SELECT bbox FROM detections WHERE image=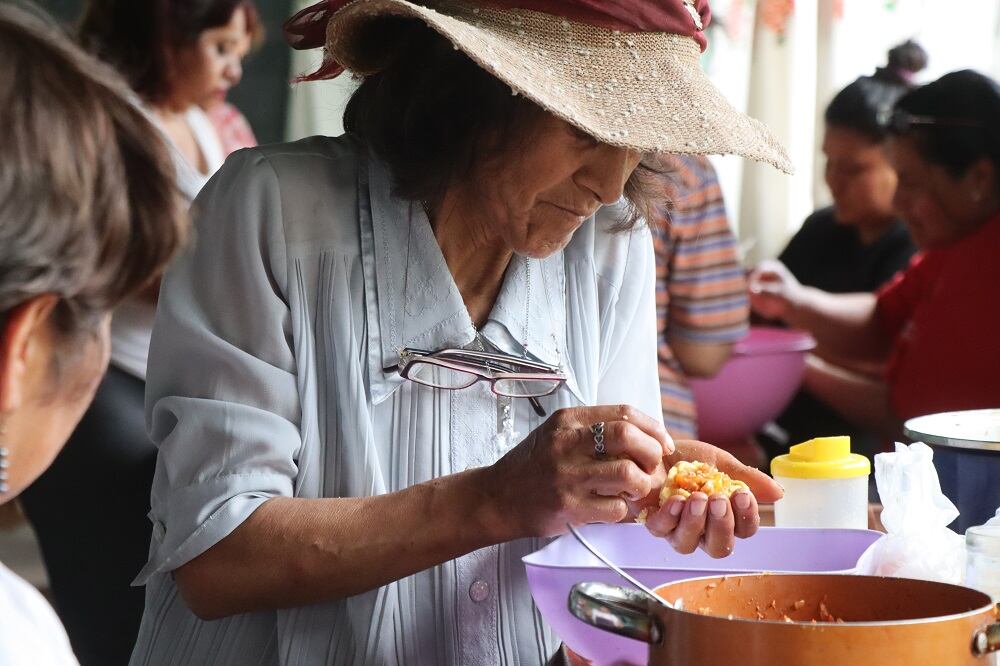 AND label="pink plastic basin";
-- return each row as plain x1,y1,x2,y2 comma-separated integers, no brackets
523,524,881,666
689,326,815,442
